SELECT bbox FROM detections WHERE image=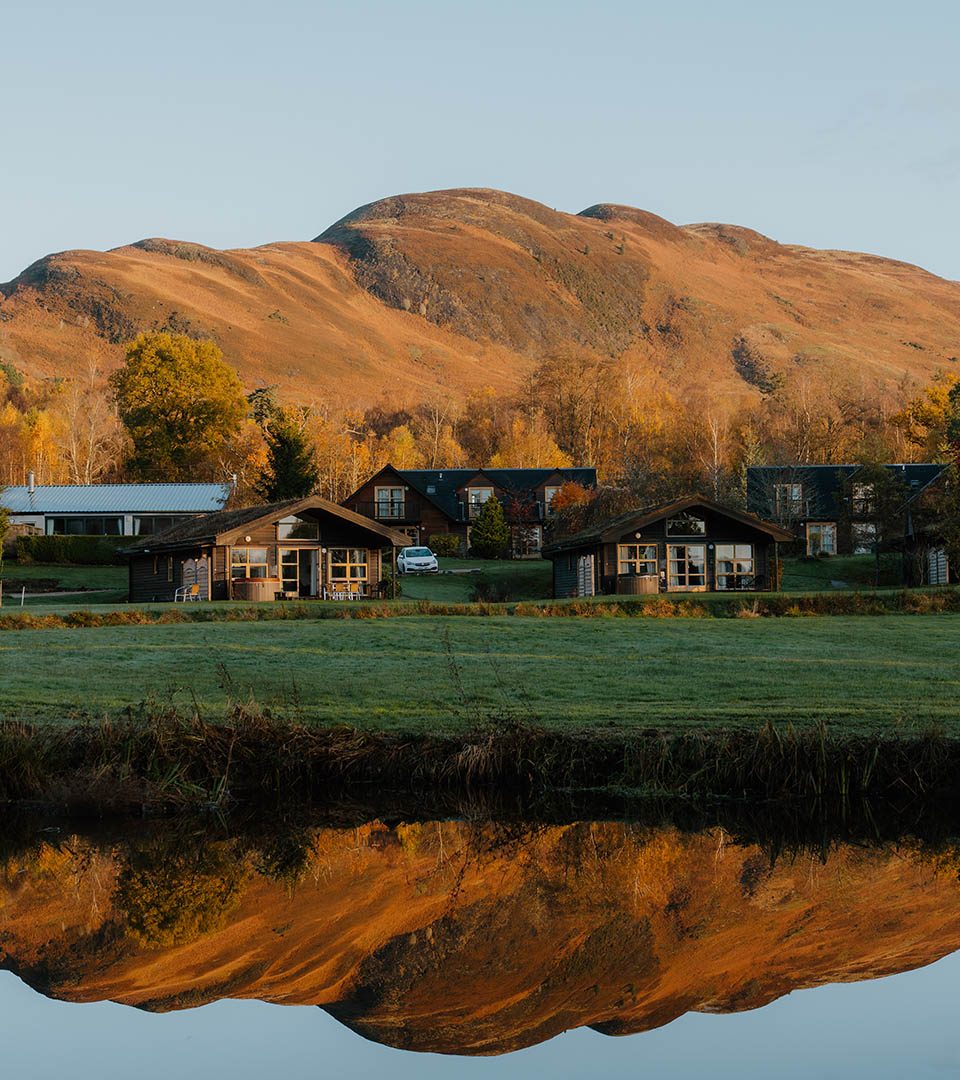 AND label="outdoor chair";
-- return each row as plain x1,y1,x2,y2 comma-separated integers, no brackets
174,583,201,603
